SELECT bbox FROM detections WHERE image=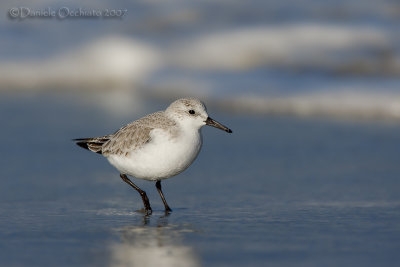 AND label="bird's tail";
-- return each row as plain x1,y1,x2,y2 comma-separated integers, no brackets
73,136,110,154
